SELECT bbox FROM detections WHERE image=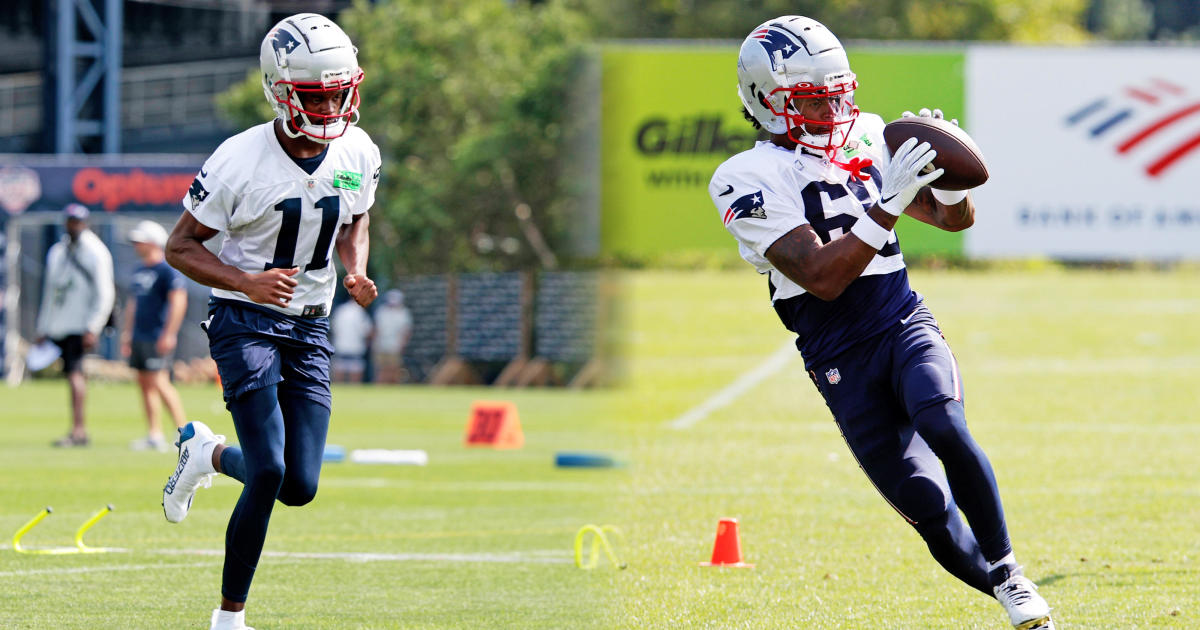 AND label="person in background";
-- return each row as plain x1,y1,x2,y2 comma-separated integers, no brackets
36,202,114,447
370,289,412,384
330,296,373,383
122,220,189,451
